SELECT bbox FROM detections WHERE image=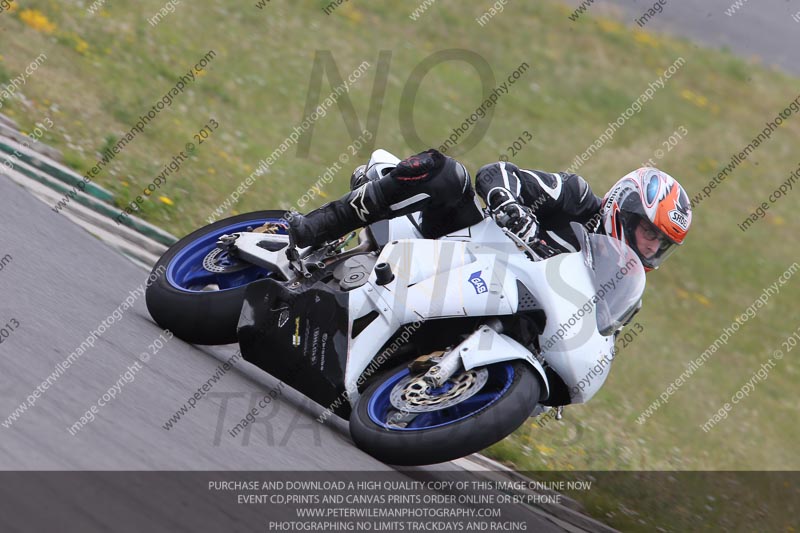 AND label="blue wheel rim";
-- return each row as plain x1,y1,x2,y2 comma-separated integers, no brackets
166,218,284,293
367,362,515,431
